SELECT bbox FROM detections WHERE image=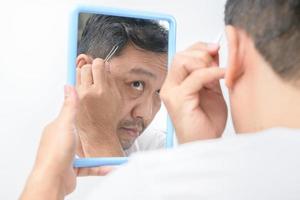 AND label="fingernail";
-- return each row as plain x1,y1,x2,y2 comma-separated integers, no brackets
207,43,220,51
